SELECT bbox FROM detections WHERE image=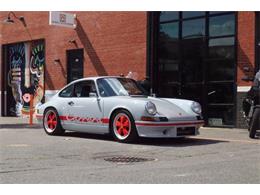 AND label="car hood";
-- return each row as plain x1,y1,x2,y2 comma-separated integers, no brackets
129,96,197,120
